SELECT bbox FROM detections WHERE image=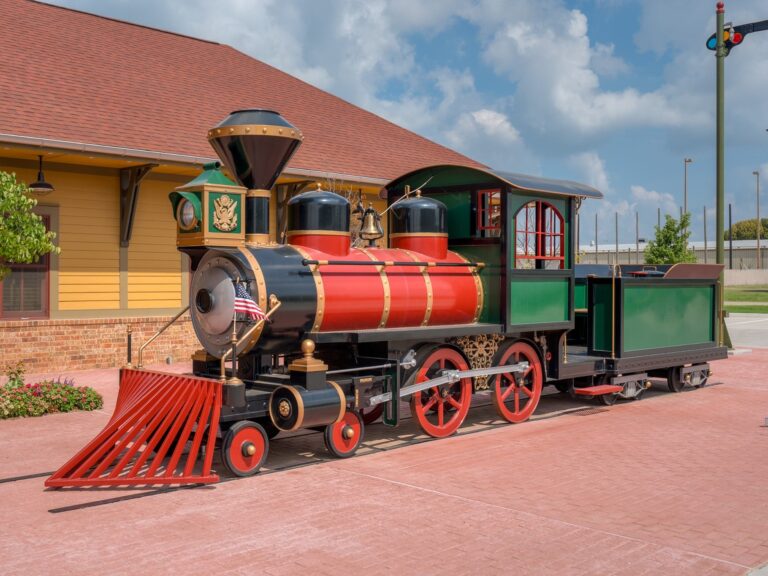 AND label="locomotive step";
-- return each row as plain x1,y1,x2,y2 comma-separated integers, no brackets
572,384,624,396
